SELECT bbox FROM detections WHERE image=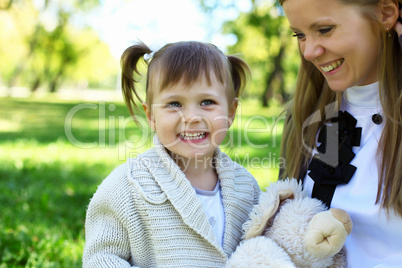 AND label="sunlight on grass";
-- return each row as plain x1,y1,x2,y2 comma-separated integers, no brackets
0,96,284,267
0,119,21,132
0,140,119,267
